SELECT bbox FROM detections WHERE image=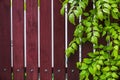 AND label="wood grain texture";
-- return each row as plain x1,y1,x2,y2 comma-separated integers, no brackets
40,0,52,80
0,0,11,80
12,0,24,80
53,0,65,80
26,0,38,80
